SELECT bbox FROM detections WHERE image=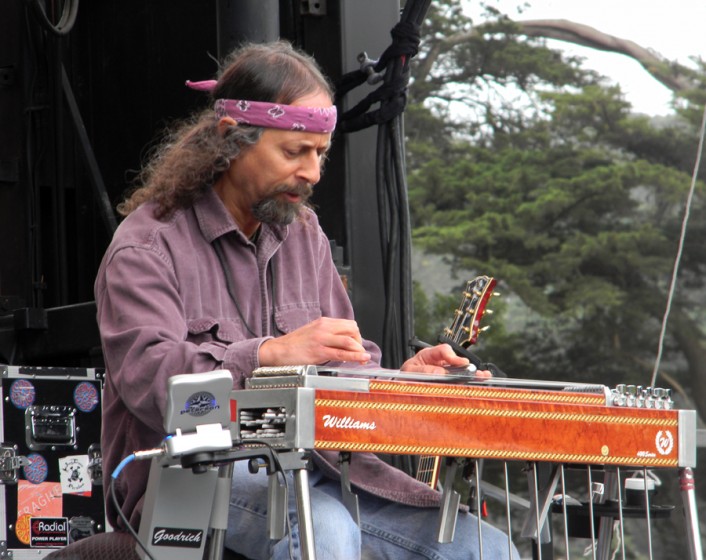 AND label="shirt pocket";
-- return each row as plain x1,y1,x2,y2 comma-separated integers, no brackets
273,302,321,334
186,317,242,344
